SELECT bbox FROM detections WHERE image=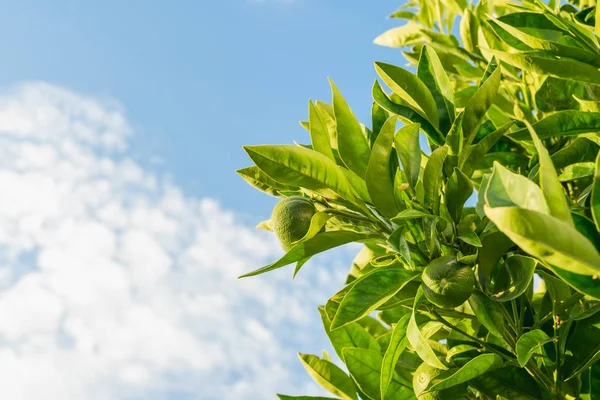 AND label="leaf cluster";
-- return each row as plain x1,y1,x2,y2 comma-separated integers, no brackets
238,0,600,398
